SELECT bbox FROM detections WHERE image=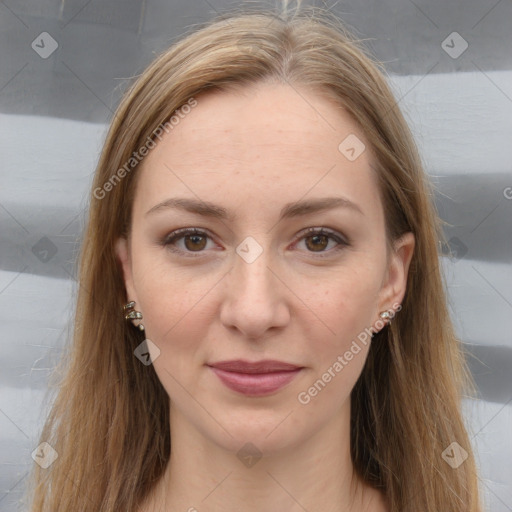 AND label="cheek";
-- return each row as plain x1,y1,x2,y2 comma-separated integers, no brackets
293,272,377,417
137,282,210,349
132,245,207,324
298,264,382,353
131,253,222,370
